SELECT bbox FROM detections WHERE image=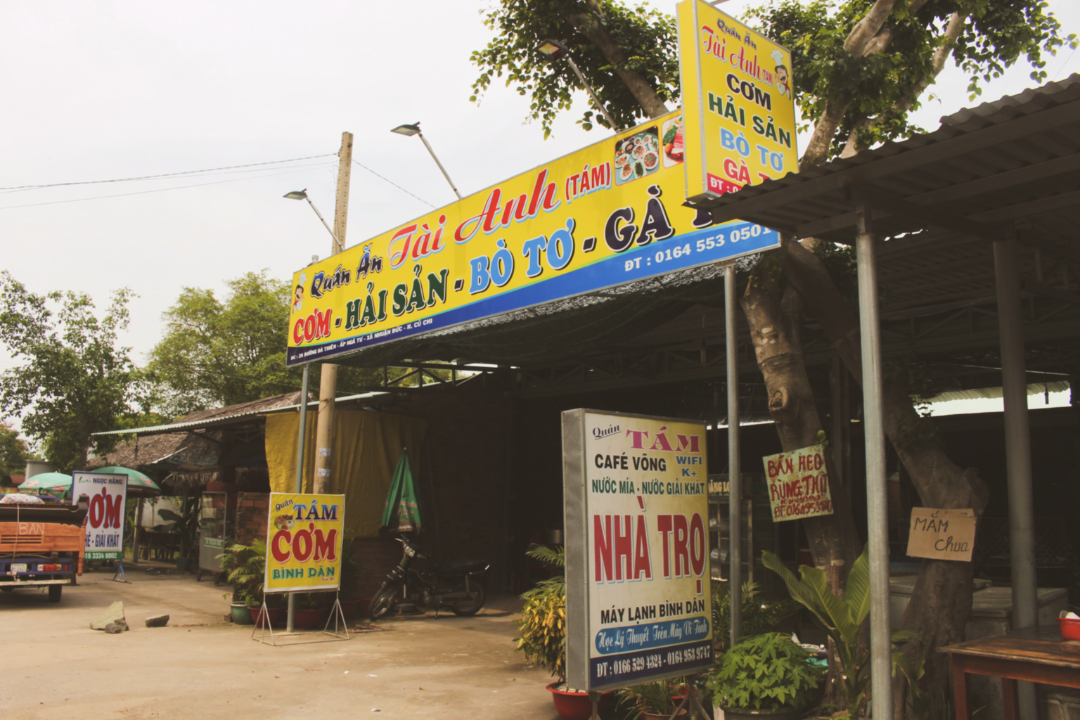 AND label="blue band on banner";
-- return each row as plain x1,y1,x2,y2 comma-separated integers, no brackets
286,221,778,365
590,639,714,688
594,616,711,655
